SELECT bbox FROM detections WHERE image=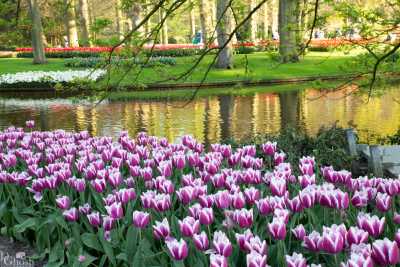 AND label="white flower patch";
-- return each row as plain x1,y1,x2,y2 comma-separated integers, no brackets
0,69,106,85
